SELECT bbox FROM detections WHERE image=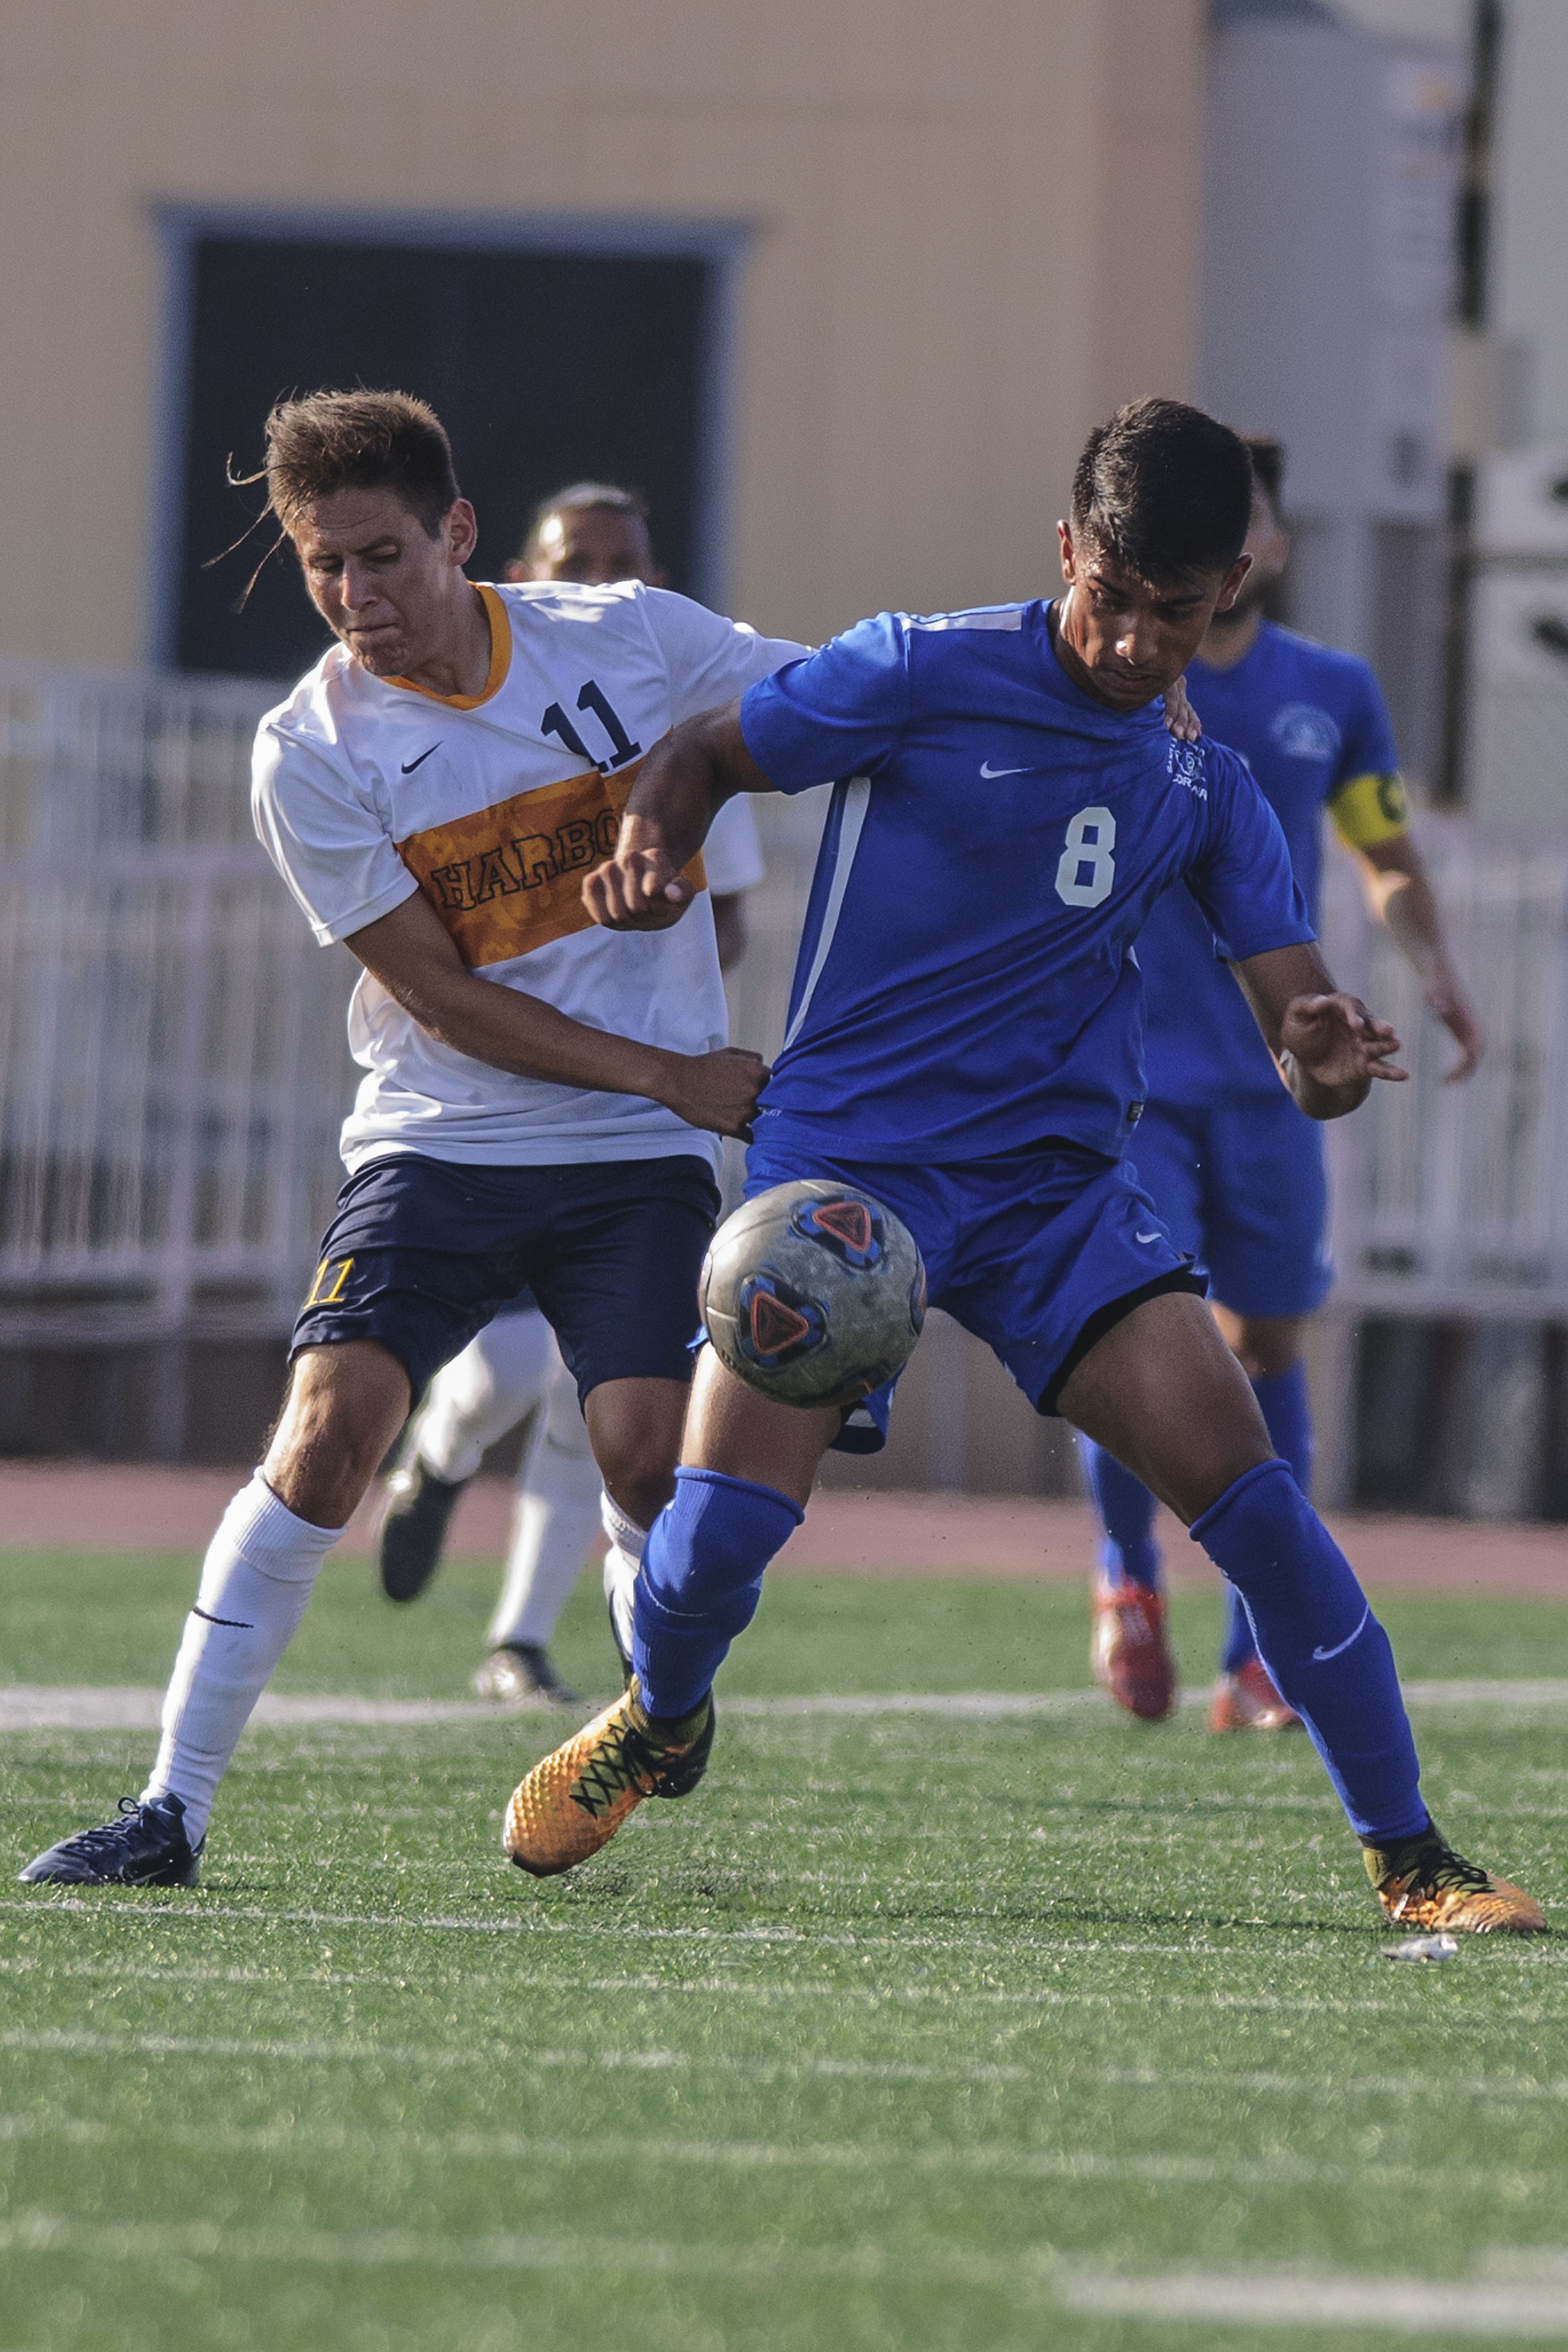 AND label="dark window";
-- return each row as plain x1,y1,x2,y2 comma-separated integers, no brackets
171,237,711,681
